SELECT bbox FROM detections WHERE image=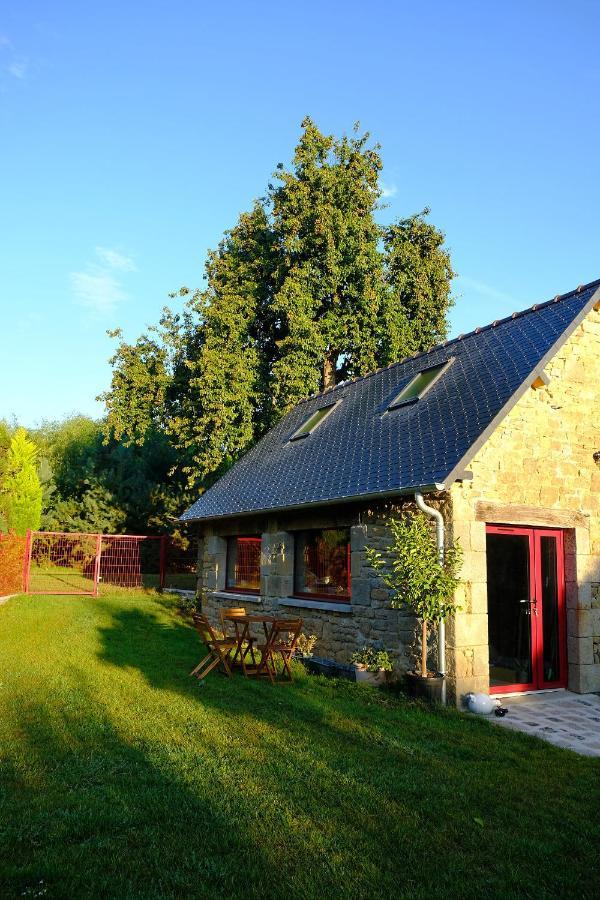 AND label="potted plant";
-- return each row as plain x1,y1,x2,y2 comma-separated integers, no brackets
366,511,462,702
351,646,393,686
295,632,318,661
